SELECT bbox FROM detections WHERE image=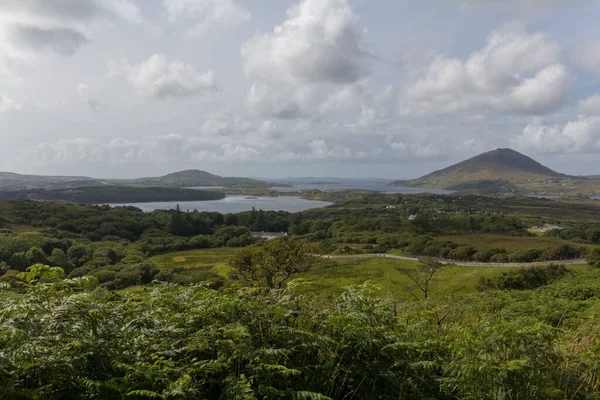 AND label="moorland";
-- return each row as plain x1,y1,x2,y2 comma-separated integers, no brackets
2,190,600,398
